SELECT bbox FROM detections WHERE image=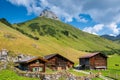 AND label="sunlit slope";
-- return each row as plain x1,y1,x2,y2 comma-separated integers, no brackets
13,17,120,51
0,21,85,63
